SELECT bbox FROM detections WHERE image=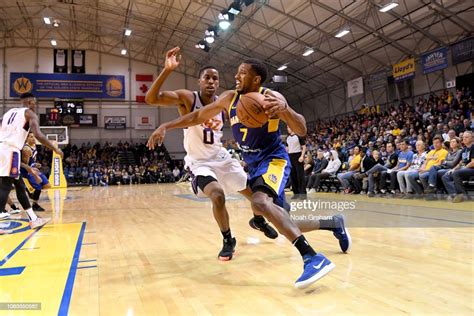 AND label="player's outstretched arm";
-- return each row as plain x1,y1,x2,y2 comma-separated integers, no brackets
147,90,233,149
145,47,193,112
25,109,63,158
263,90,307,136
